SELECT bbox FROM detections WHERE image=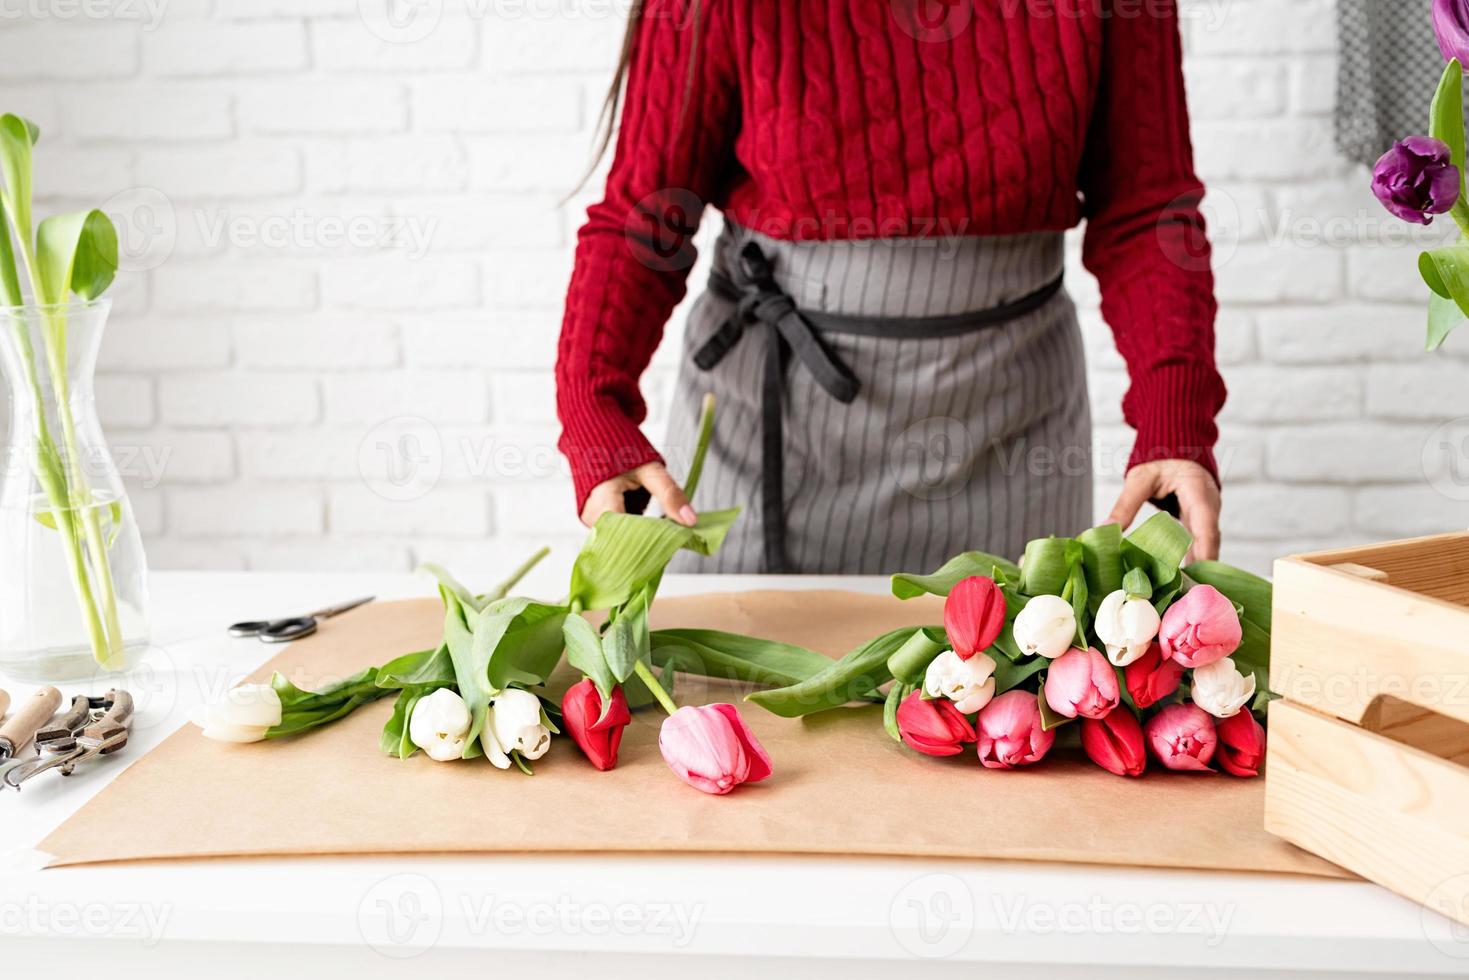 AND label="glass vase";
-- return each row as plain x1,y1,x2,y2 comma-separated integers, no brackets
0,300,150,681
